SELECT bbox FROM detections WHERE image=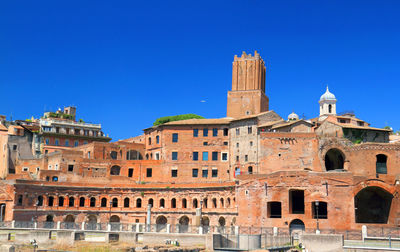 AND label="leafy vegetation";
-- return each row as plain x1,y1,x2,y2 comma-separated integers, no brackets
153,114,204,126
47,112,74,120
